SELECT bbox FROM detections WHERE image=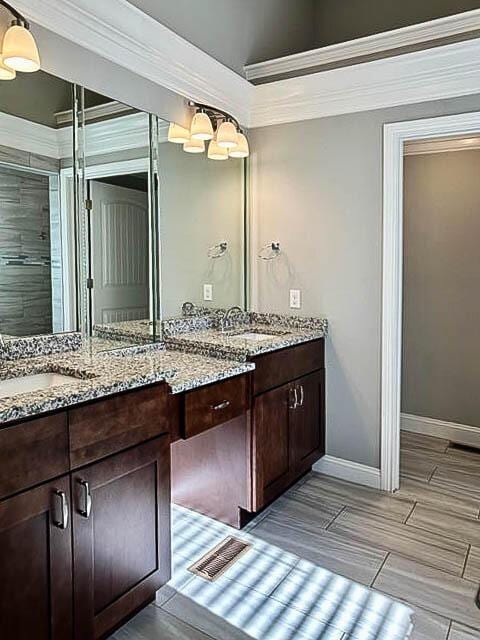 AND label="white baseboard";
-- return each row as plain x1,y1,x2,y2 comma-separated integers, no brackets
401,413,480,448
313,455,381,489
